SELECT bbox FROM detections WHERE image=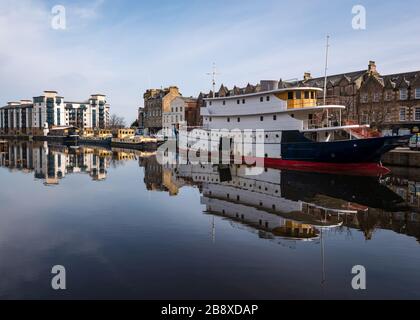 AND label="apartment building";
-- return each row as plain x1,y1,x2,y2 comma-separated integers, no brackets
0,91,110,136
